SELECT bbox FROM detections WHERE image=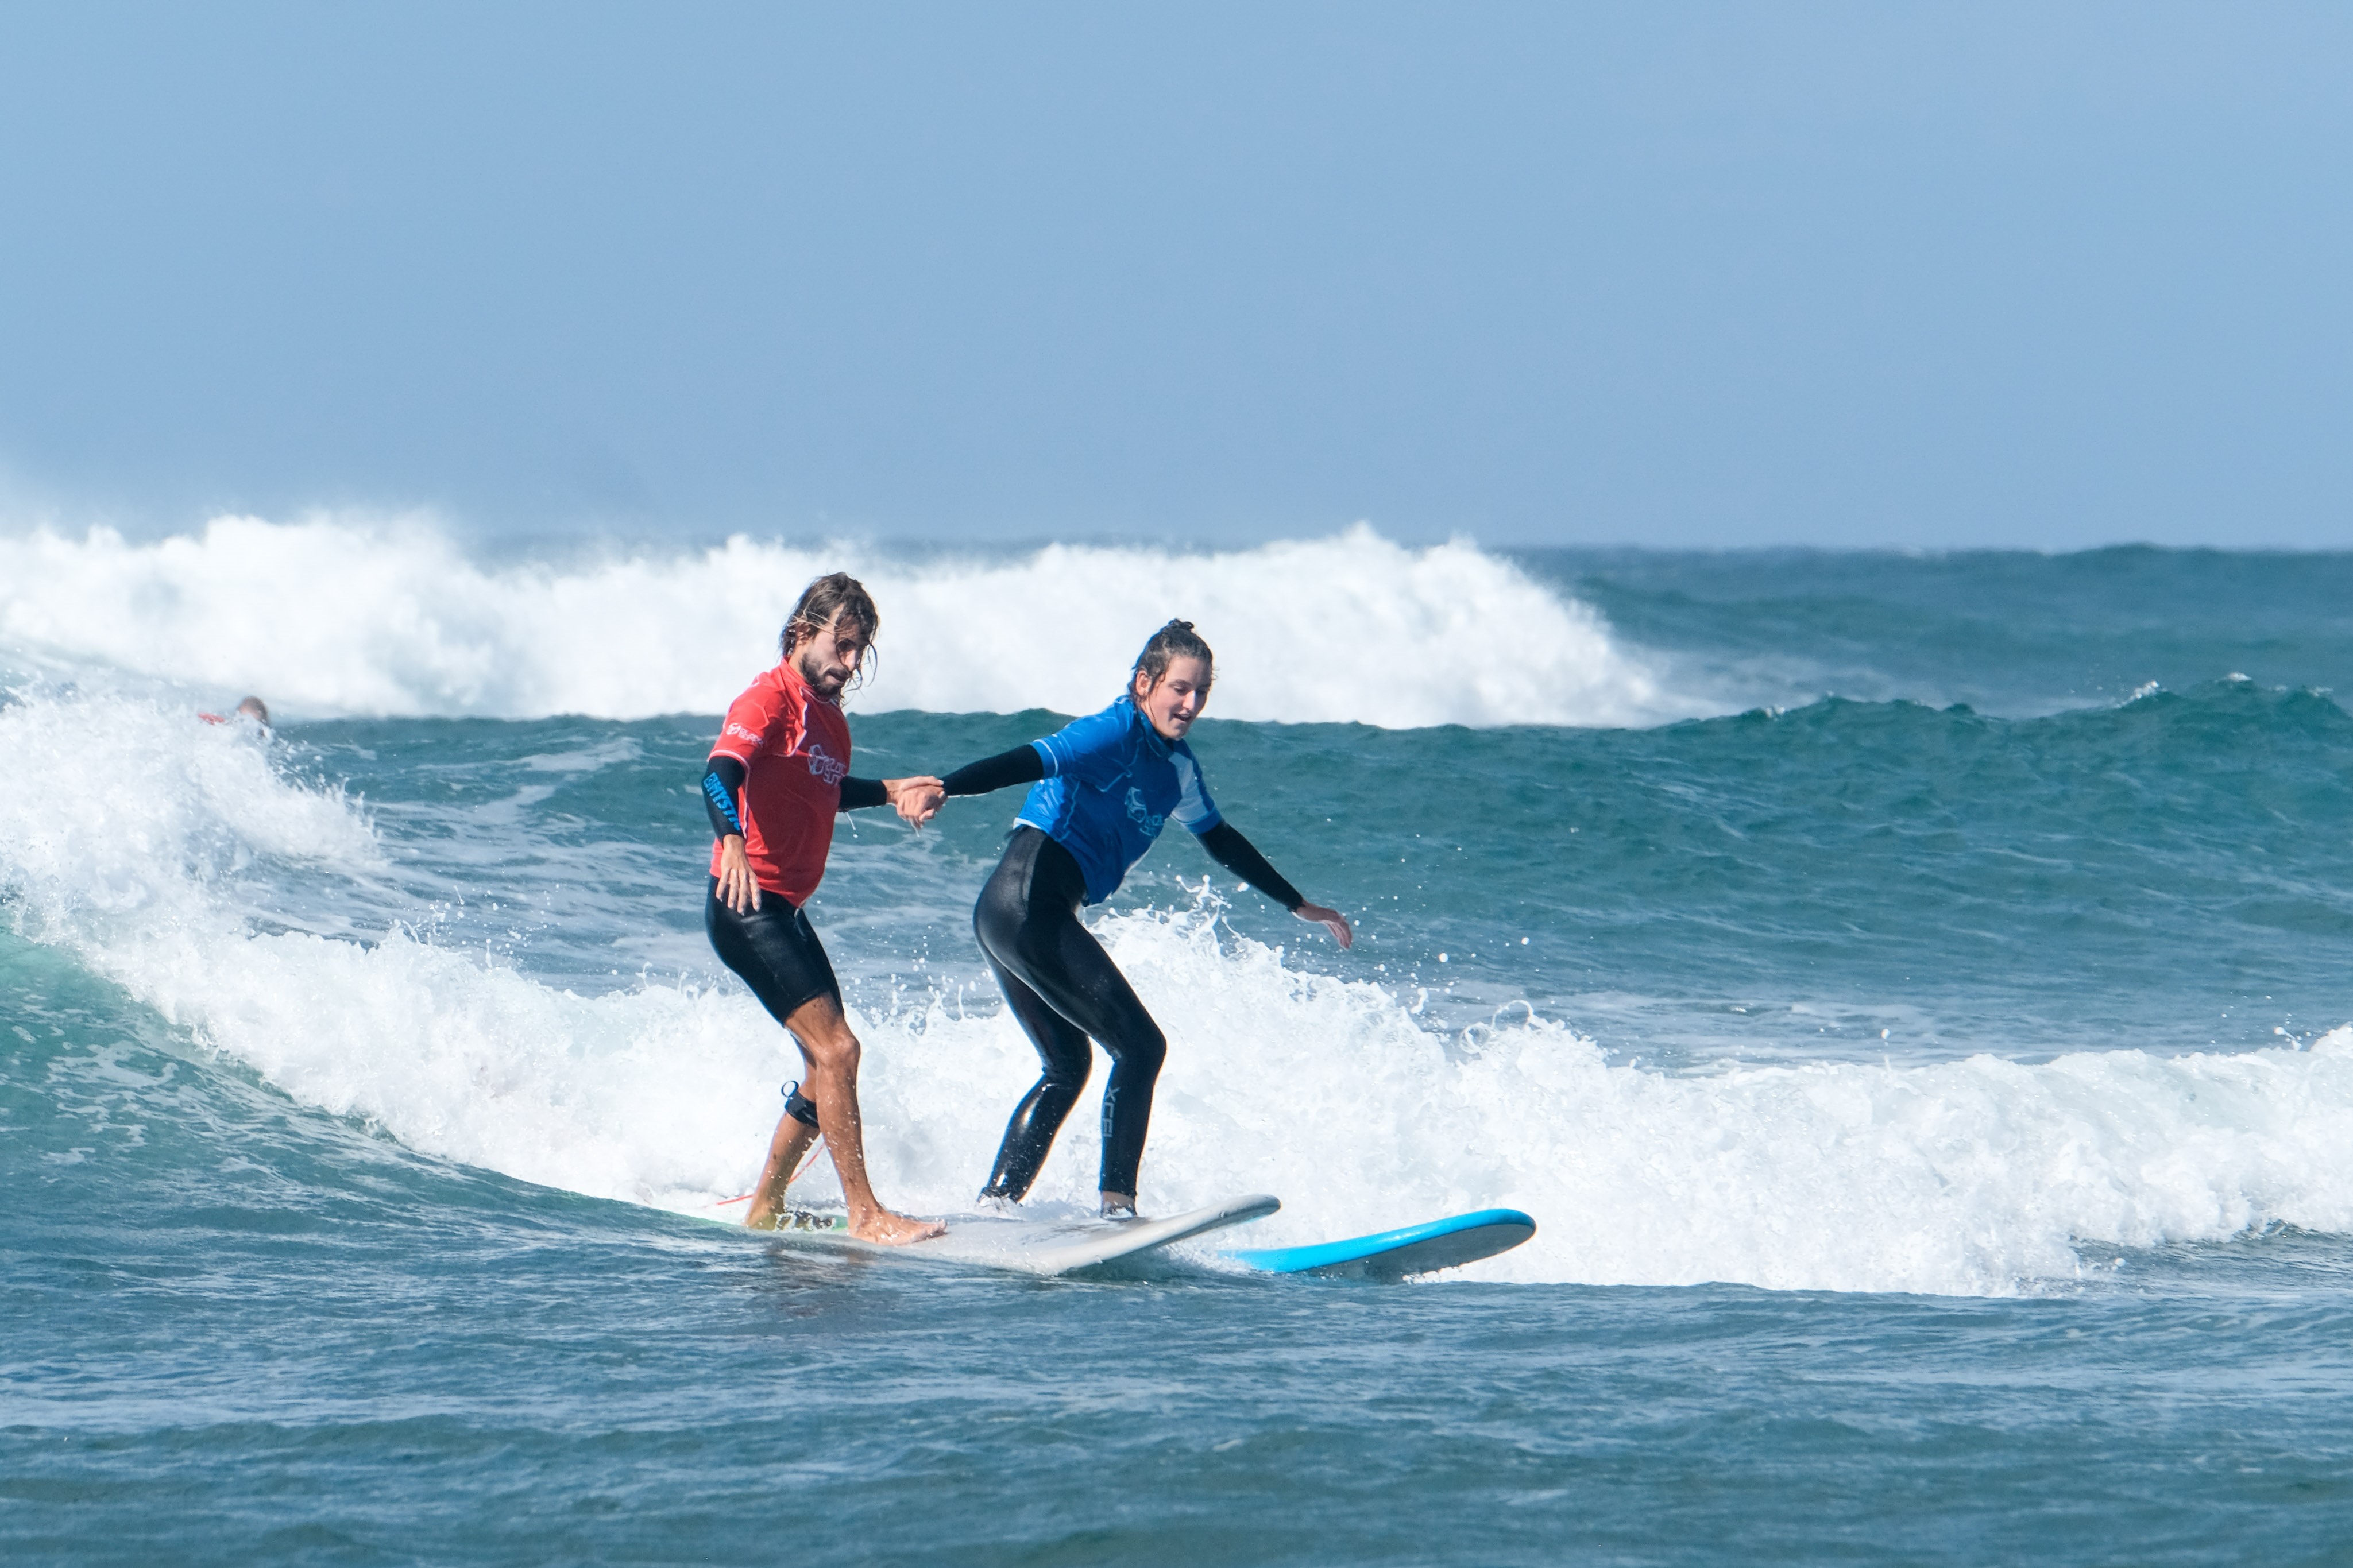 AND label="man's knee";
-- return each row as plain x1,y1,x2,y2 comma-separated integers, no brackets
804,1029,860,1077
787,1000,861,1077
